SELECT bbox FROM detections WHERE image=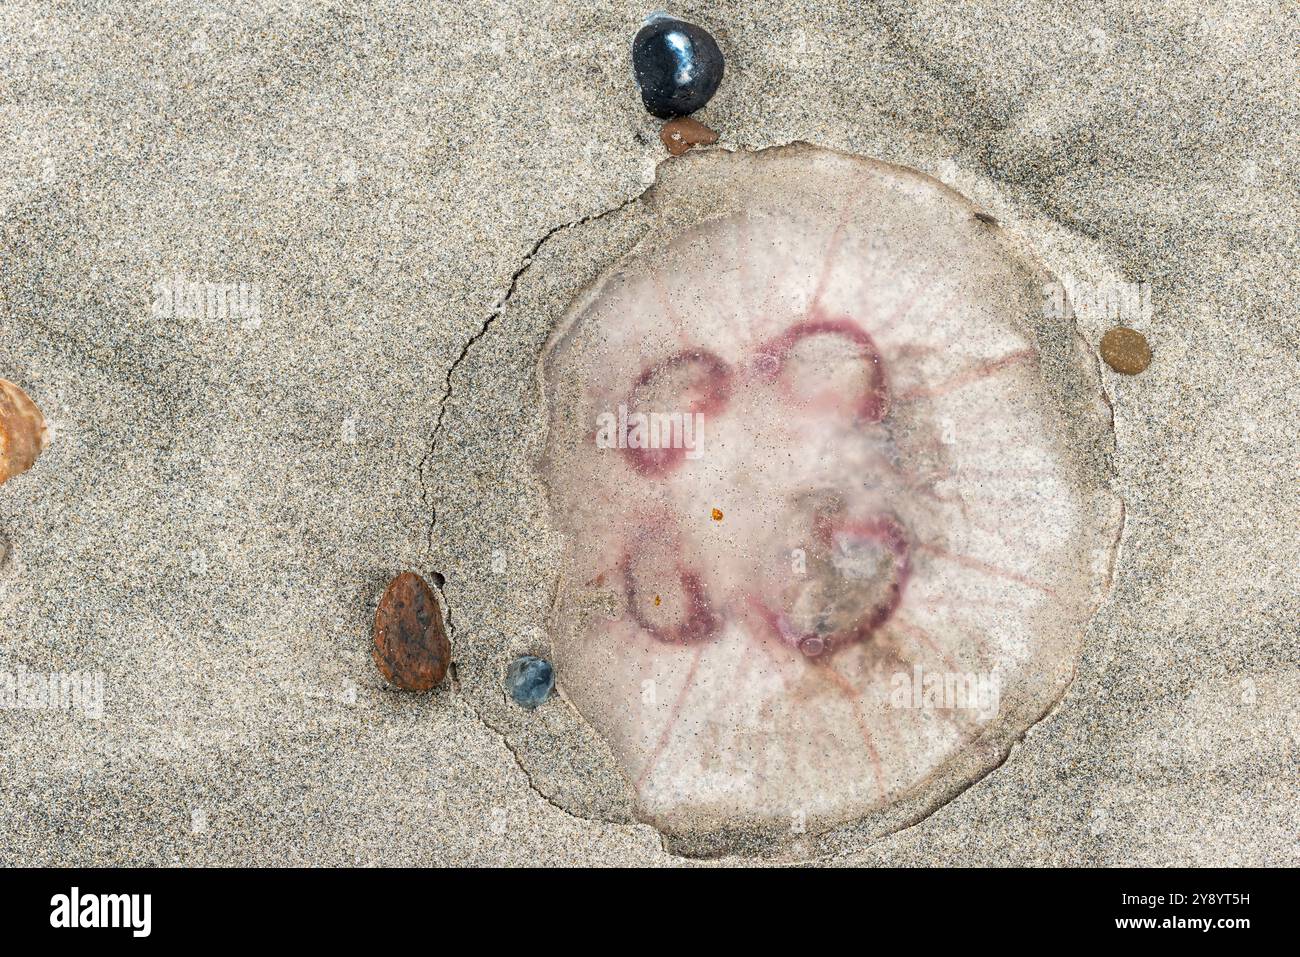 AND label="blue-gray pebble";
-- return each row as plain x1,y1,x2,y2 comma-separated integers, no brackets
506,655,554,709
